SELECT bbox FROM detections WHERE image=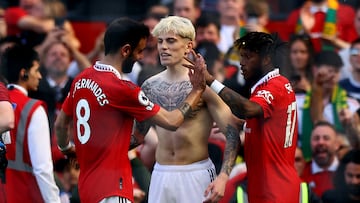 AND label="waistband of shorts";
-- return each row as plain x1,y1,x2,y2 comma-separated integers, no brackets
153,158,214,172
